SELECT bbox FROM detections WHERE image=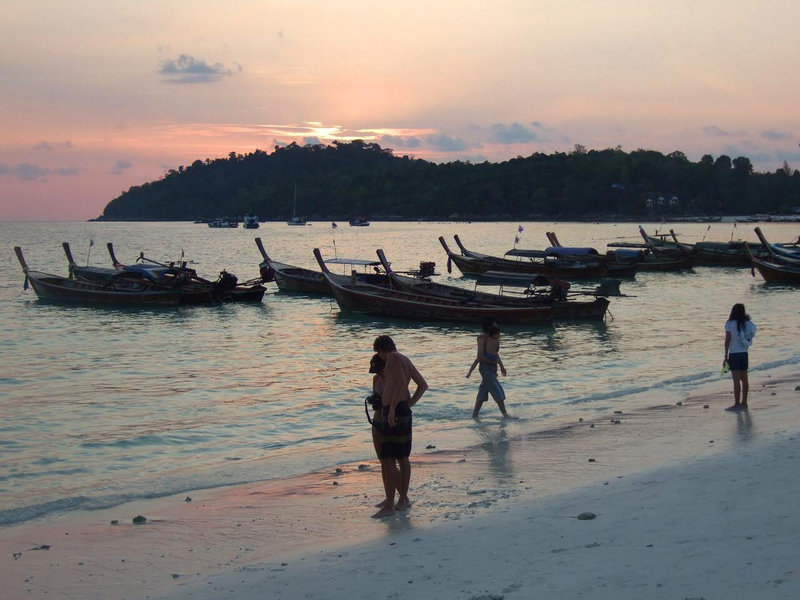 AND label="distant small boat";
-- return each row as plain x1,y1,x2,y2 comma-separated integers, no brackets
287,183,307,226
349,217,370,227
243,214,260,229
208,219,239,228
